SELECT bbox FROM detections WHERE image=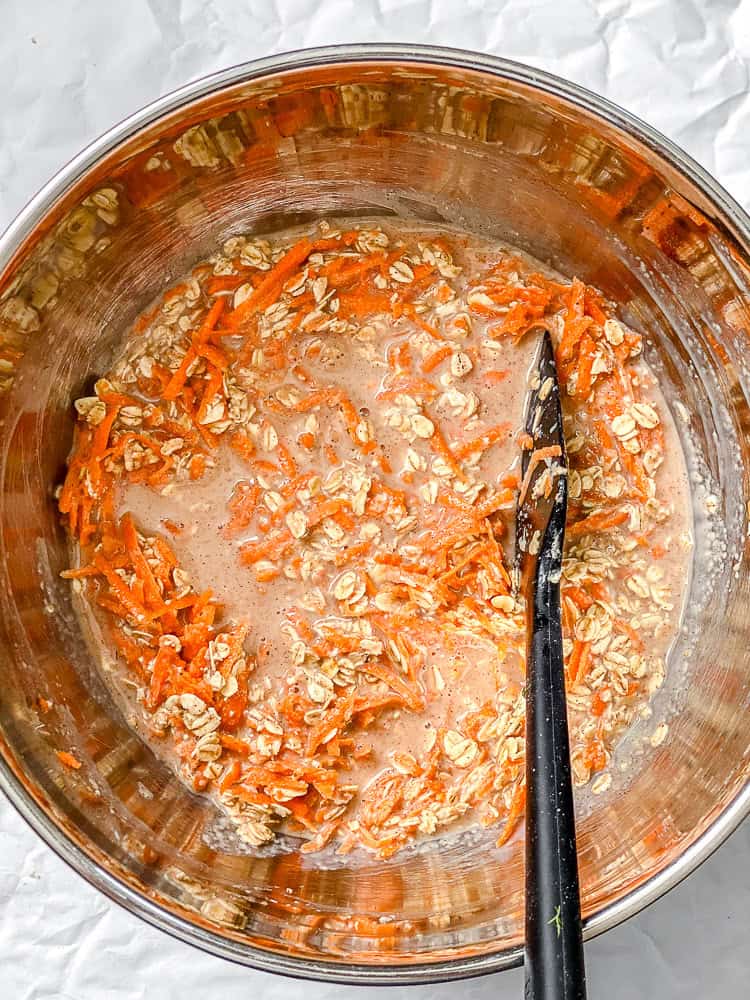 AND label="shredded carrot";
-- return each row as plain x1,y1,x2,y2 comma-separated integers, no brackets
277,442,298,479
220,734,251,756
454,422,513,460
121,513,164,611
421,345,452,373
56,751,82,770
567,508,628,539
225,237,313,327
361,661,425,712
307,692,357,756
558,278,592,362
575,332,598,397
591,689,609,717
567,640,591,684
225,480,261,535
585,738,608,771
163,297,226,401
496,782,526,847
219,759,242,792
